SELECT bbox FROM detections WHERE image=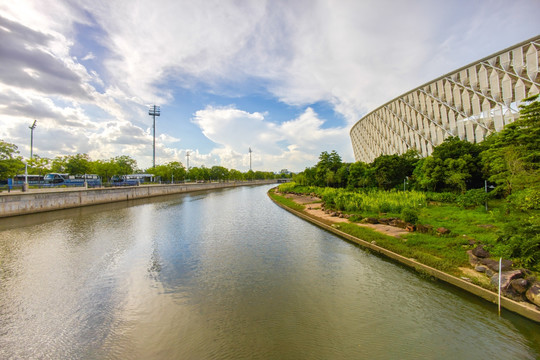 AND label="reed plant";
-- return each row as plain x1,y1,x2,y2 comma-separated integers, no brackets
278,183,426,215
